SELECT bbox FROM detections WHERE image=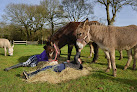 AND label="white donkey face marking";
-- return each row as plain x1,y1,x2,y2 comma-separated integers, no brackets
76,41,84,49
8,46,14,56
49,52,54,57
